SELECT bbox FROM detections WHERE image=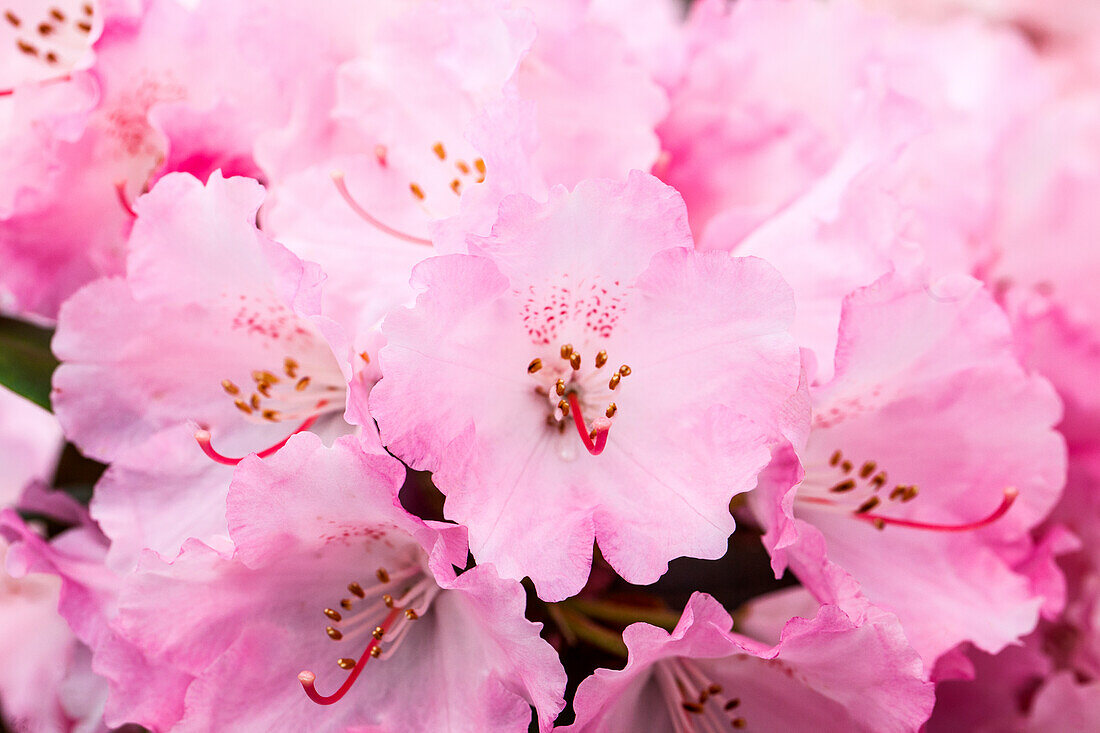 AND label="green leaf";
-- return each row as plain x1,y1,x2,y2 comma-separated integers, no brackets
0,316,58,411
